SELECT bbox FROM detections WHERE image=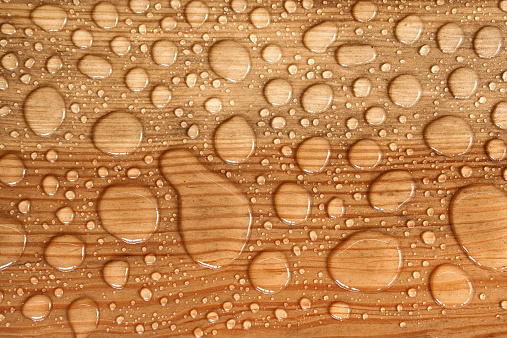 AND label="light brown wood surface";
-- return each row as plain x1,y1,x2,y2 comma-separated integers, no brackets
1,0,507,337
